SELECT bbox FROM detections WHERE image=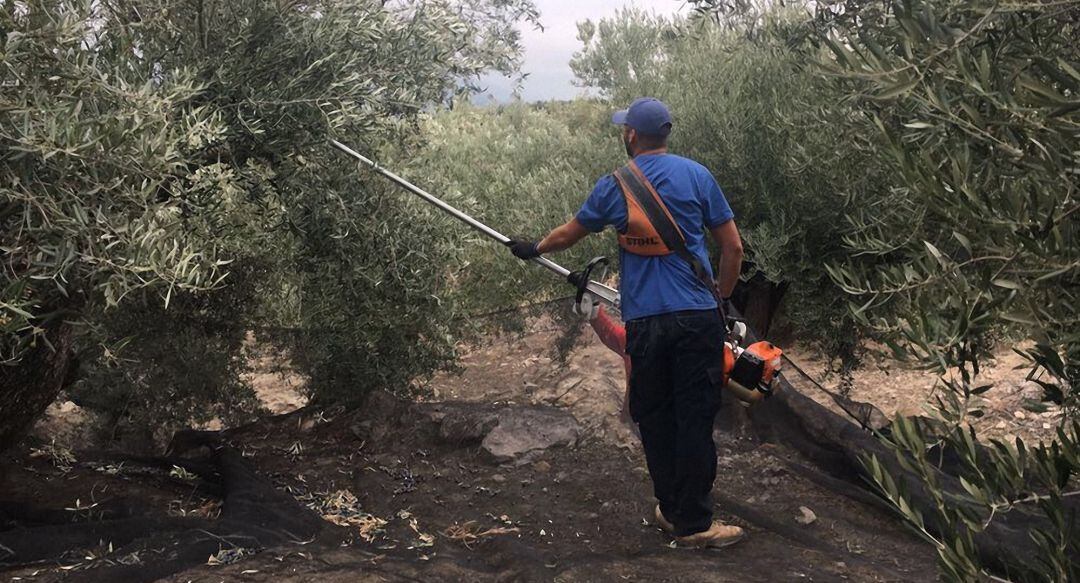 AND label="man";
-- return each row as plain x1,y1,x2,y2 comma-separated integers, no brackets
505,97,746,548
